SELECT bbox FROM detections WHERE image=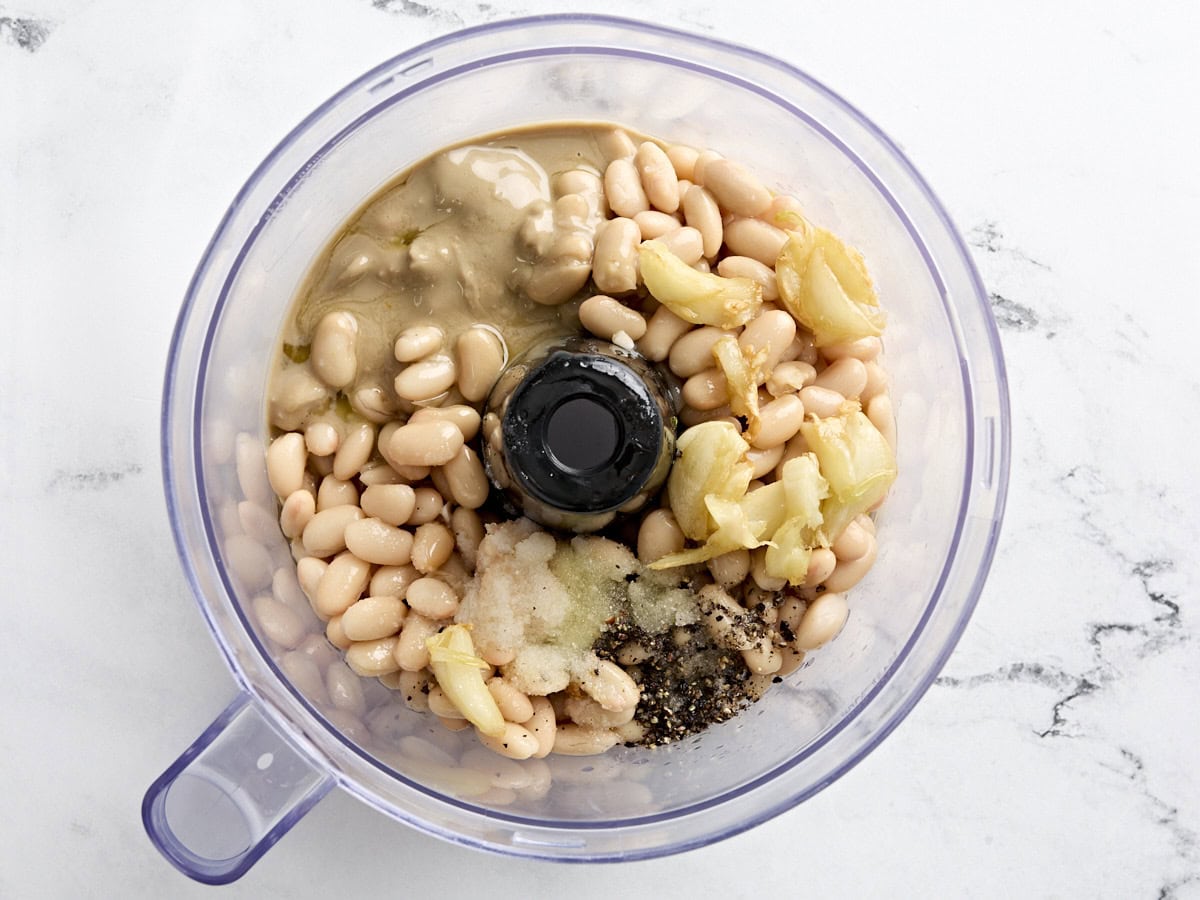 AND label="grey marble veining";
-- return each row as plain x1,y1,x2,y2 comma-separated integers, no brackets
0,14,53,51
